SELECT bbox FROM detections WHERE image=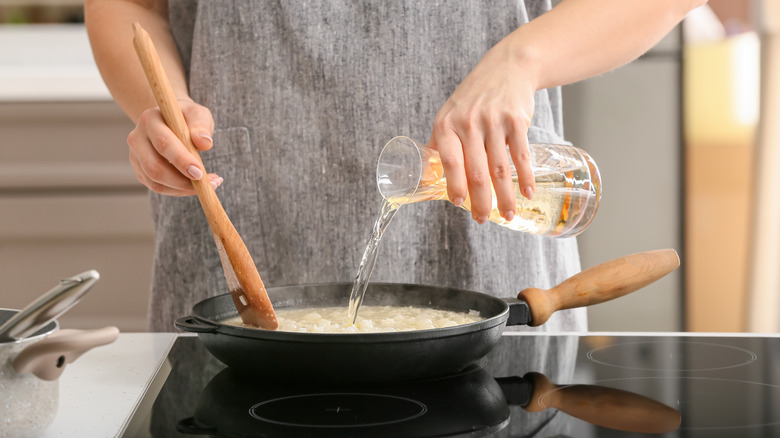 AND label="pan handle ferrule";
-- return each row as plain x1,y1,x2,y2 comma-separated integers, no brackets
504,298,532,326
